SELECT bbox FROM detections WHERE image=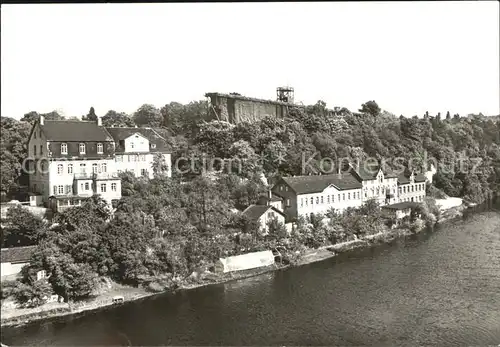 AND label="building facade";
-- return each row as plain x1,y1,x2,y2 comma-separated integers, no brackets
26,116,171,210
271,165,428,222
